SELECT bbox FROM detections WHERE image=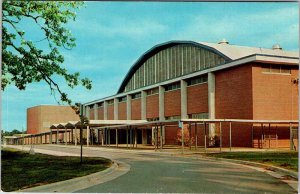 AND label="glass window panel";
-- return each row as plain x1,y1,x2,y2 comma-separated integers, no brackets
271,65,280,73
281,66,291,74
